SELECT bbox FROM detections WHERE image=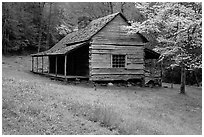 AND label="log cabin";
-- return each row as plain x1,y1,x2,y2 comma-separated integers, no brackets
31,12,161,86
